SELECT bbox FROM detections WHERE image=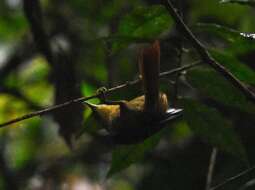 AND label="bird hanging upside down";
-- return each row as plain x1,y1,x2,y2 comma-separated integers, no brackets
84,40,183,144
